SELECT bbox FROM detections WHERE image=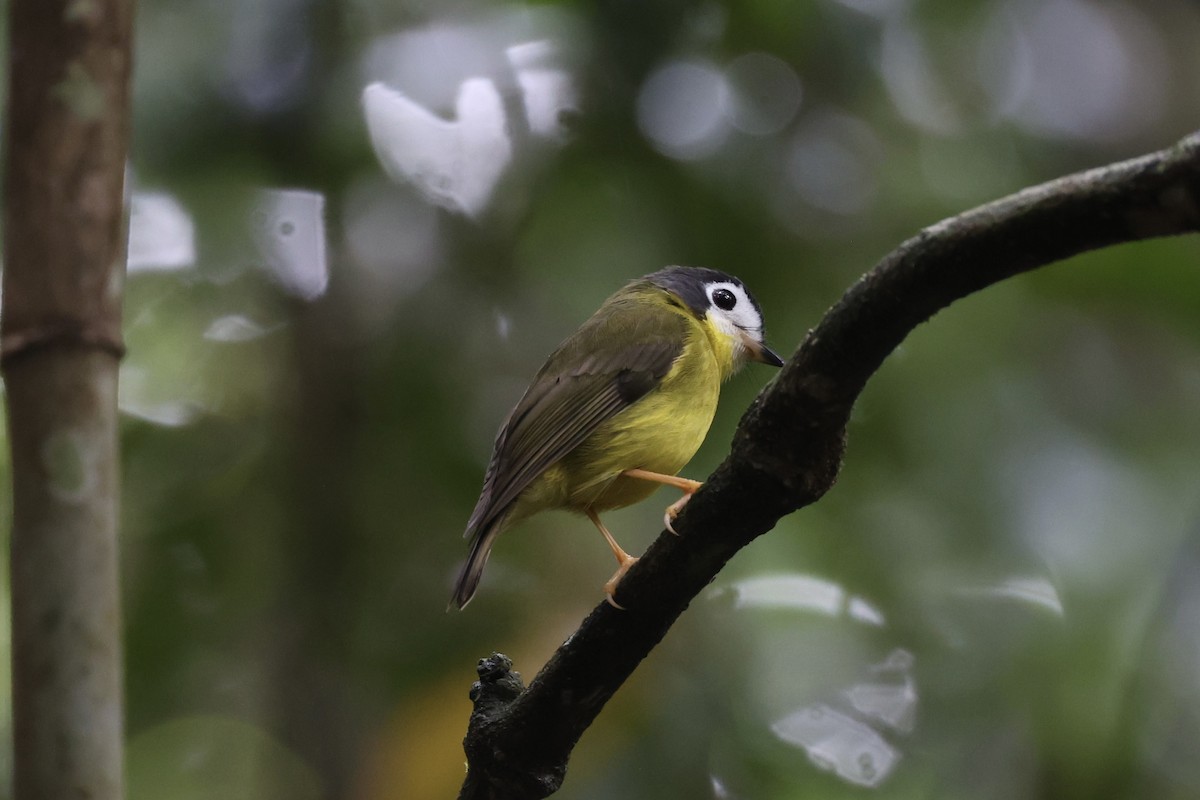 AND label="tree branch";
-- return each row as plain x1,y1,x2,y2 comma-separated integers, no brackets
458,131,1200,799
